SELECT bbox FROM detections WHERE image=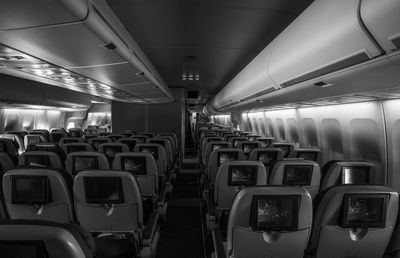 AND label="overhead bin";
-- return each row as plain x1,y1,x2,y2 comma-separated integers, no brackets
360,0,400,53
